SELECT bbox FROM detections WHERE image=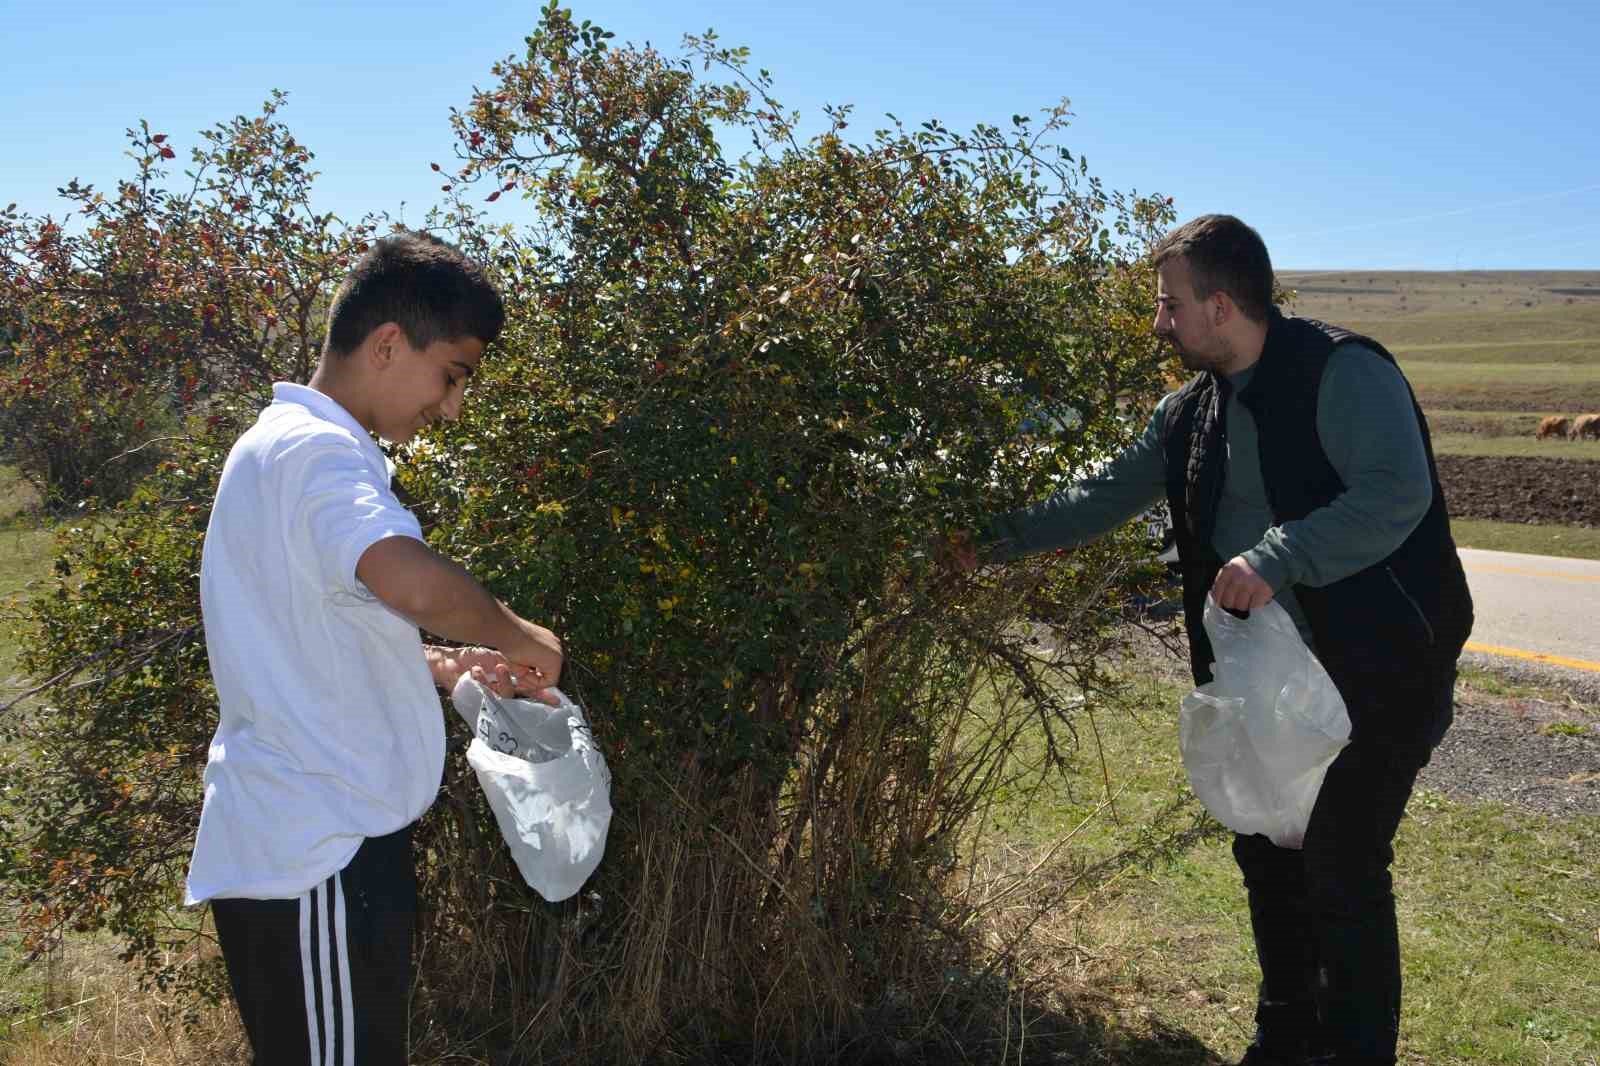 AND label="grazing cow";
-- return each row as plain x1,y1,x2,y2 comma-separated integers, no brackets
1572,413,1600,440
1537,415,1571,439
